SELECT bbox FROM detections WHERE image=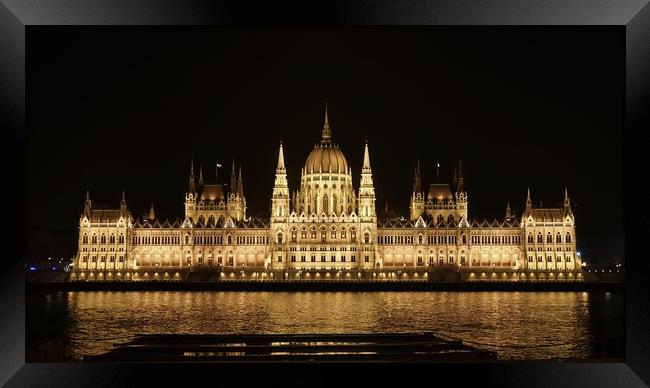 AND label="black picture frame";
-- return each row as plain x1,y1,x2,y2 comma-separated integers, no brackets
2,1,649,386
